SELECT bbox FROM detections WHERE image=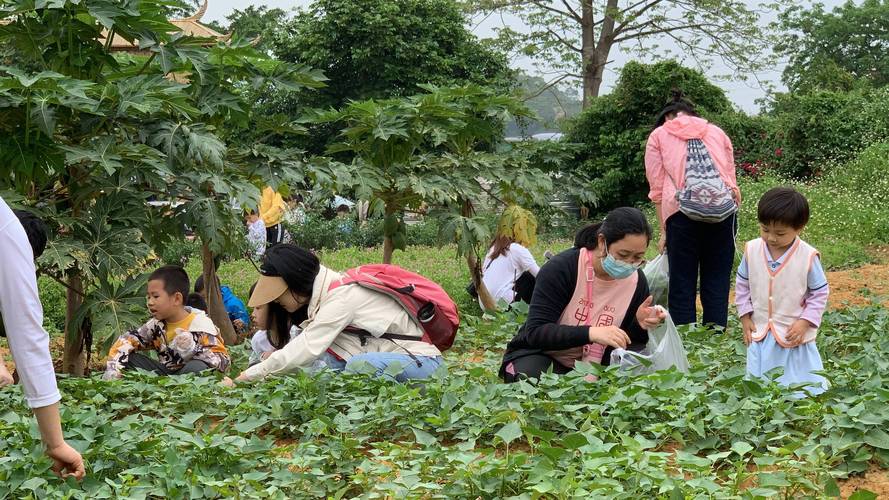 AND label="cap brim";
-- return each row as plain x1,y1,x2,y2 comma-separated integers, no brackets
248,275,288,307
